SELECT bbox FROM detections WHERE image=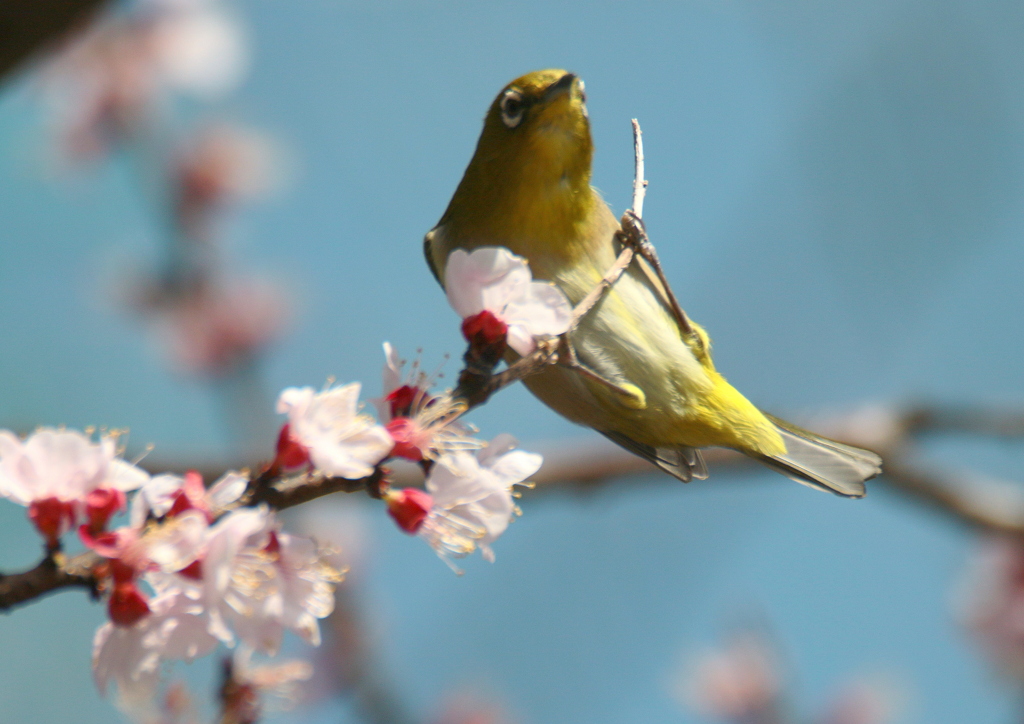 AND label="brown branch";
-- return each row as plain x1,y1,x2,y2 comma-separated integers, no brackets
452,337,559,411
3,403,1023,613
0,550,99,613
245,468,386,509
0,0,111,83
903,404,1024,439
